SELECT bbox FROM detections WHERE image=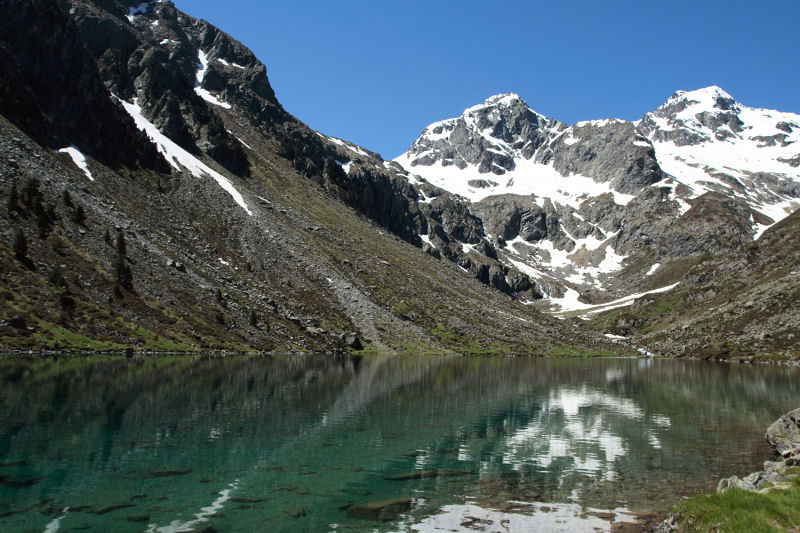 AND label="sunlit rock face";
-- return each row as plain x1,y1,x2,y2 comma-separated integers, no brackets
395,87,800,310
